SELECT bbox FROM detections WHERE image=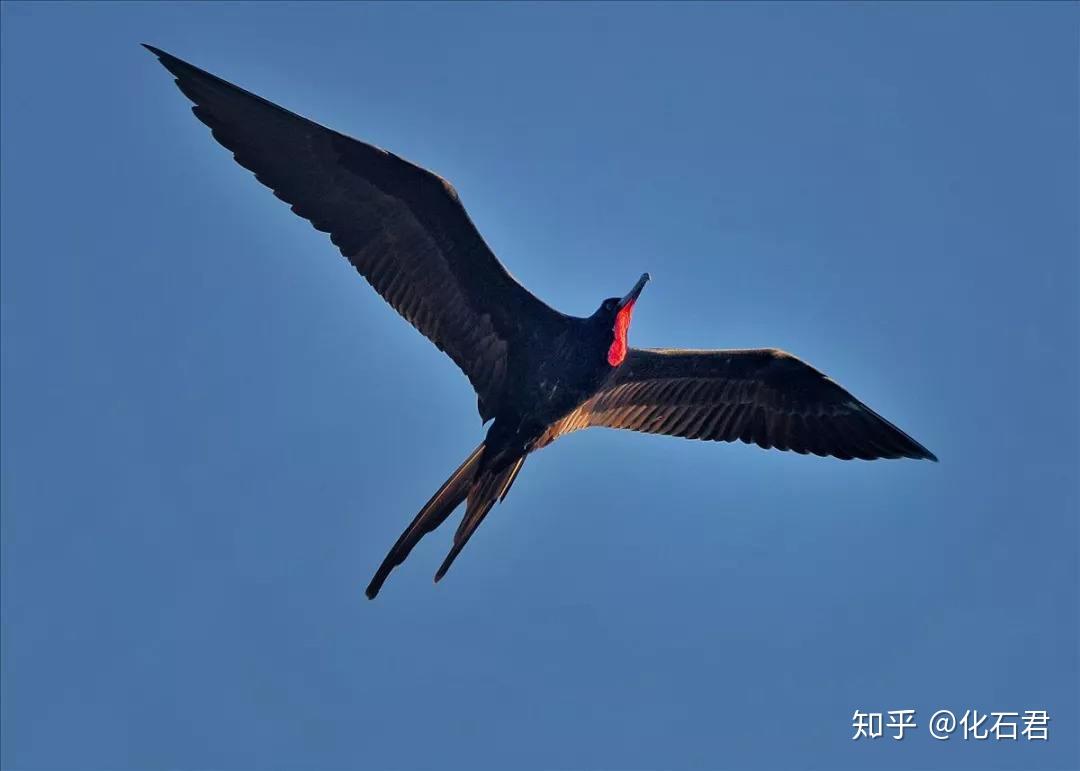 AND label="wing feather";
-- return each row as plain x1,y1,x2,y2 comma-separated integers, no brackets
543,348,936,461
146,45,564,420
